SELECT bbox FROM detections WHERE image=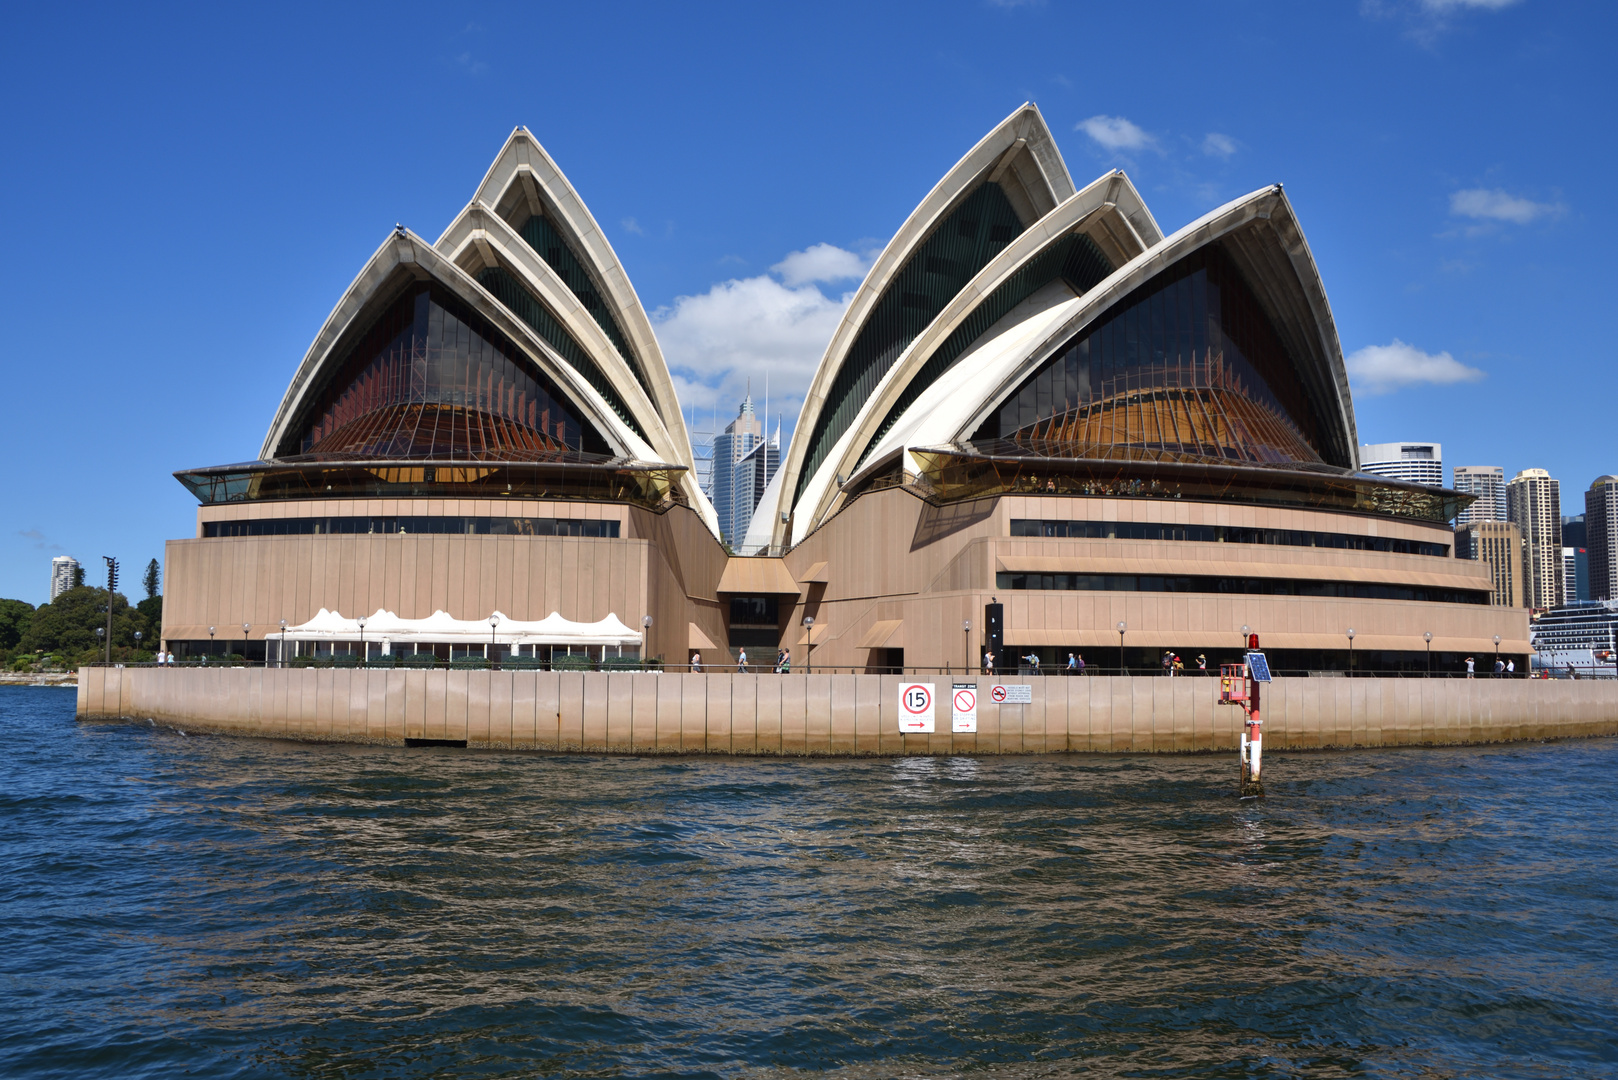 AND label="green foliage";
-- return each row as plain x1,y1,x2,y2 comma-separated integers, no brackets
600,656,644,671
143,559,160,601
71,564,85,589
397,653,439,668
136,596,162,644
21,586,154,655
450,655,489,669
551,654,594,672
0,598,34,651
